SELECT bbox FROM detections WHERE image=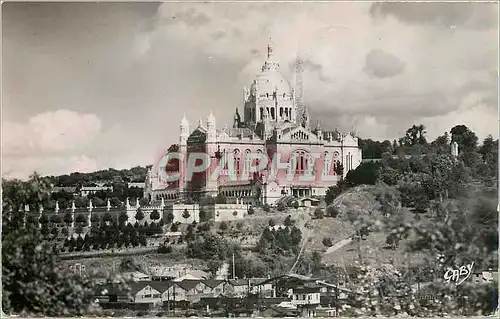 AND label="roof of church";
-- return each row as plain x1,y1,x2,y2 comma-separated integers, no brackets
226,127,255,138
